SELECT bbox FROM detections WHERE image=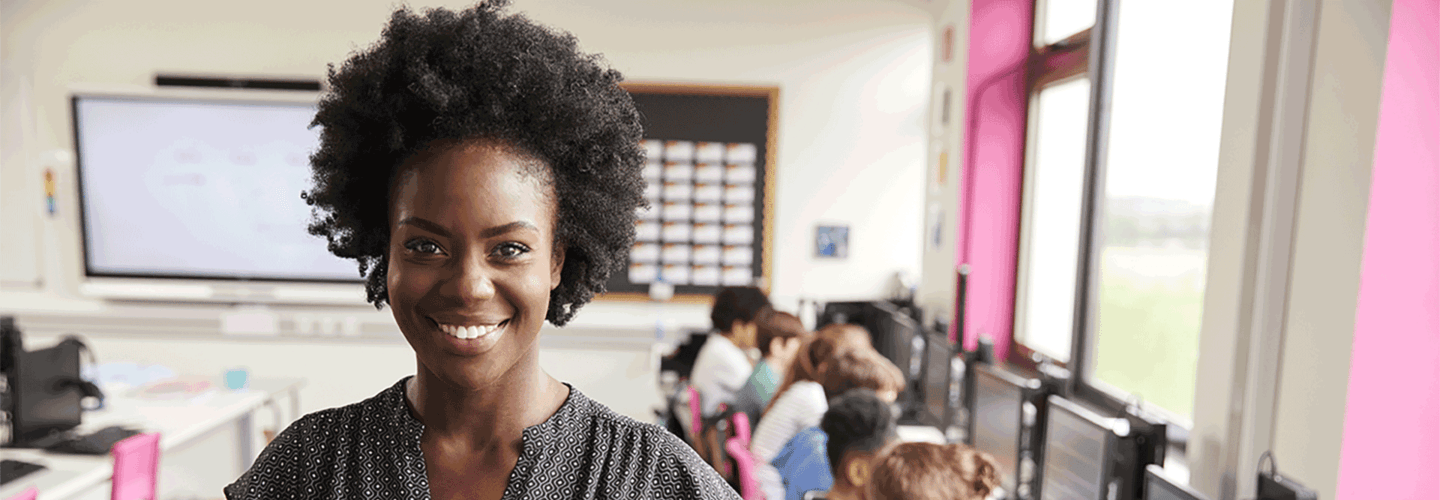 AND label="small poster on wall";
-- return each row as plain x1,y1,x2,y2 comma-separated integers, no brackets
816,225,849,259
